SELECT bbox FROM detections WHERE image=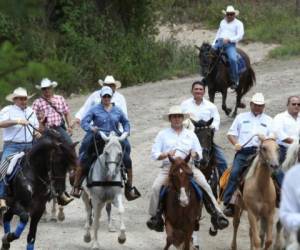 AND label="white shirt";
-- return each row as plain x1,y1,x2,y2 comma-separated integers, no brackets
151,127,203,166
227,112,273,147
273,111,300,147
213,18,244,44
280,164,300,232
0,105,39,142
75,90,128,120
181,98,220,130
